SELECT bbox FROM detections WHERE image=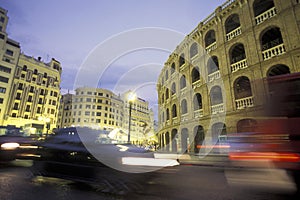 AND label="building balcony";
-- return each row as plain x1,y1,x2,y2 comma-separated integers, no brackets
262,44,286,61
181,114,189,122
180,88,188,96
205,42,217,53
255,7,277,25
211,103,225,114
179,63,187,71
192,80,201,89
193,109,203,118
172,117,179,125
166,120,170,126
235,96,254,109
231,59,248,73
226,27,241,41
208,70,220,82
